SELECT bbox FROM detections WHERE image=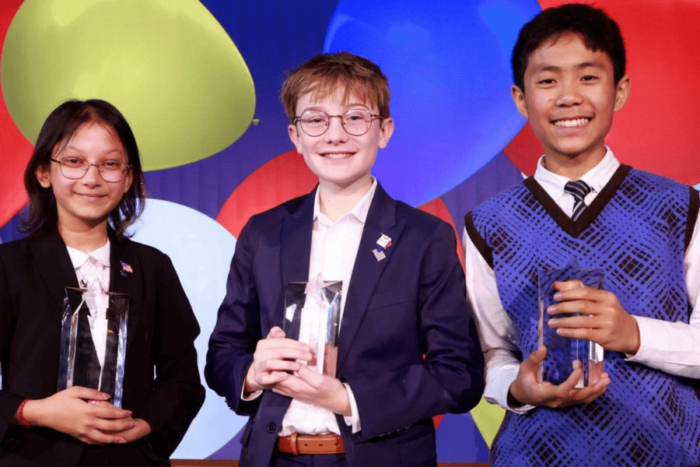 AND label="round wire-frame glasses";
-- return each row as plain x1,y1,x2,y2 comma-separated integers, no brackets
293,109,383,137
50,158,131,183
